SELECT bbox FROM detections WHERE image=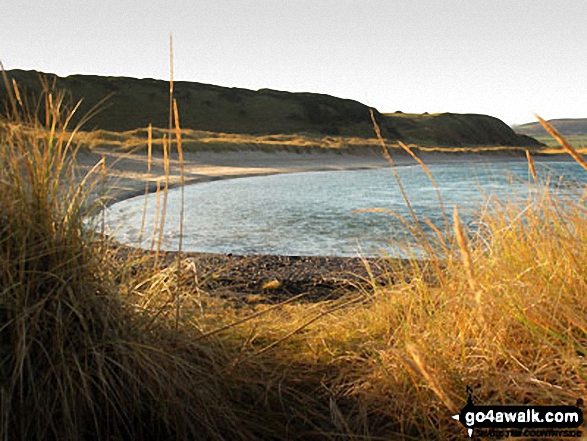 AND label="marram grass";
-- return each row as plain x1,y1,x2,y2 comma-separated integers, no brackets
0,73,289,441
227,156,587,440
